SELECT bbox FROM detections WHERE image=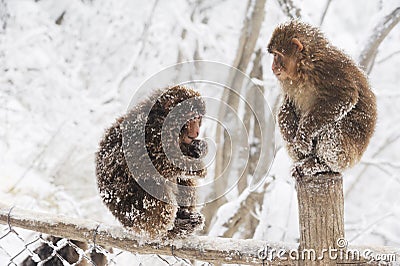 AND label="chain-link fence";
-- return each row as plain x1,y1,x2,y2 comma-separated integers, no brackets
0,203,269,266
0,223,200,266
0,205,216,266
0,224,110,265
